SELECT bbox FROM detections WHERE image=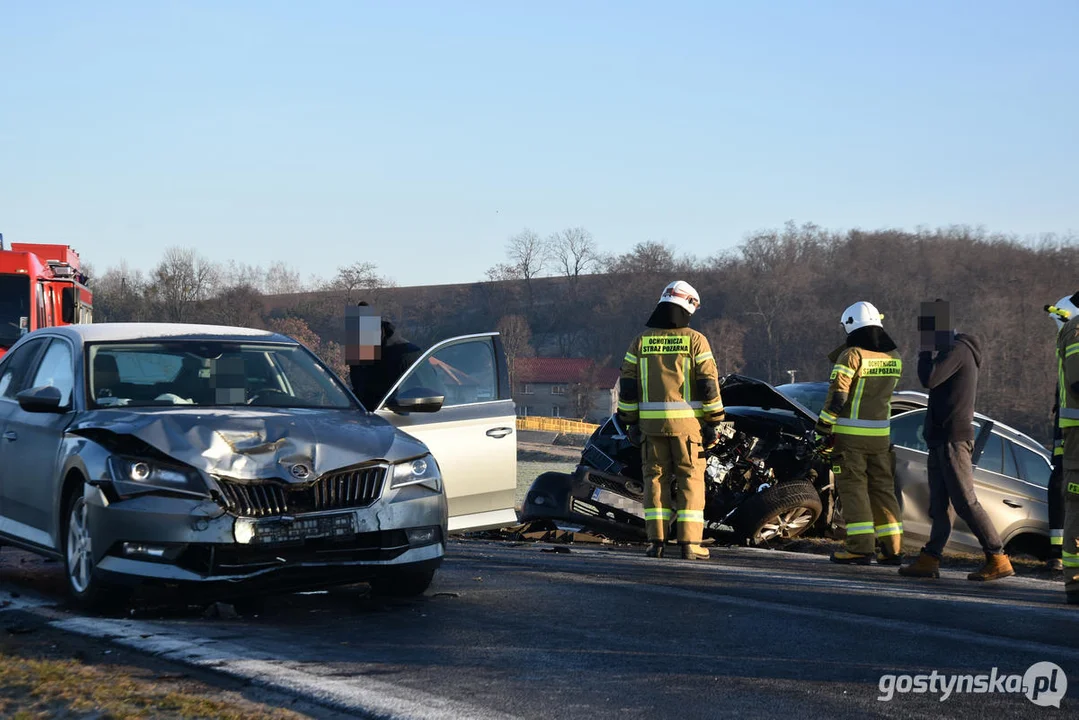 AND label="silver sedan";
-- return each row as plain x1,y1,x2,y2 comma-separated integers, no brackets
0,323,451,610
